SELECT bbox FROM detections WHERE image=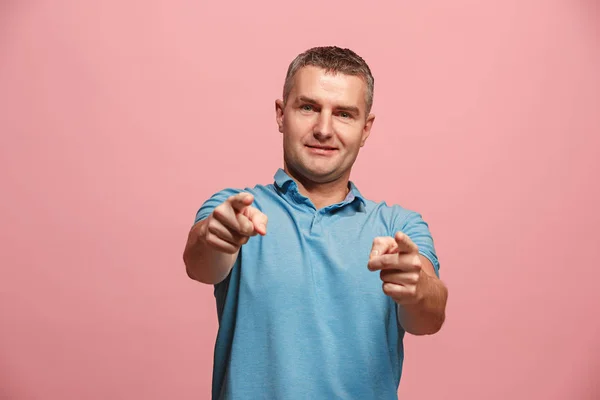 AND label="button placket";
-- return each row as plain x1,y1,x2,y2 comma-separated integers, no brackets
310,211,322,235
